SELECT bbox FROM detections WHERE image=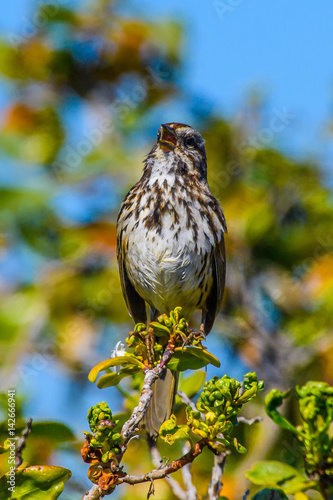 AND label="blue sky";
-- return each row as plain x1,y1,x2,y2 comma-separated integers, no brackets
1,0,333,164
131,0,333,162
